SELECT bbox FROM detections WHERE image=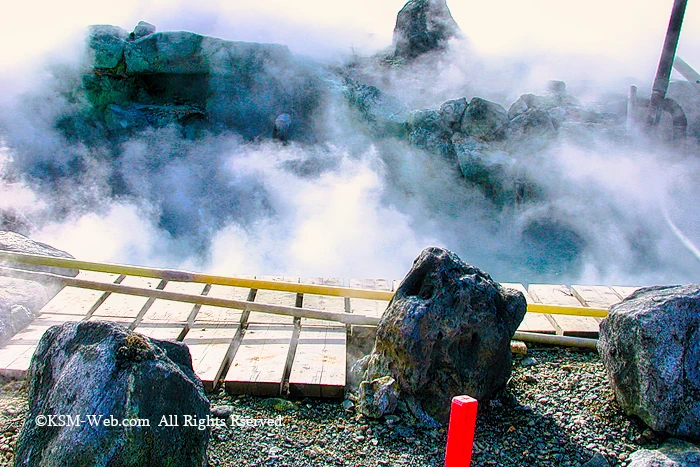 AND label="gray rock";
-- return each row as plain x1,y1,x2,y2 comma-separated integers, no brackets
598,285,700,440
345,81,409,137
0,230,77,277
506,108,557,146
88,25,128,69
125,31,208,74
359,247,527,424
407,109,451,157
628,438,700,467
14,321,210,467
0,298,33,345
0,276,48,316
440,97,467,129
273,113,292,142
461,97,509,141
357,376,400,419
453,134,517,204
132,21,156,39
391,0,463,61
211,405,234,419
582,452,611,467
